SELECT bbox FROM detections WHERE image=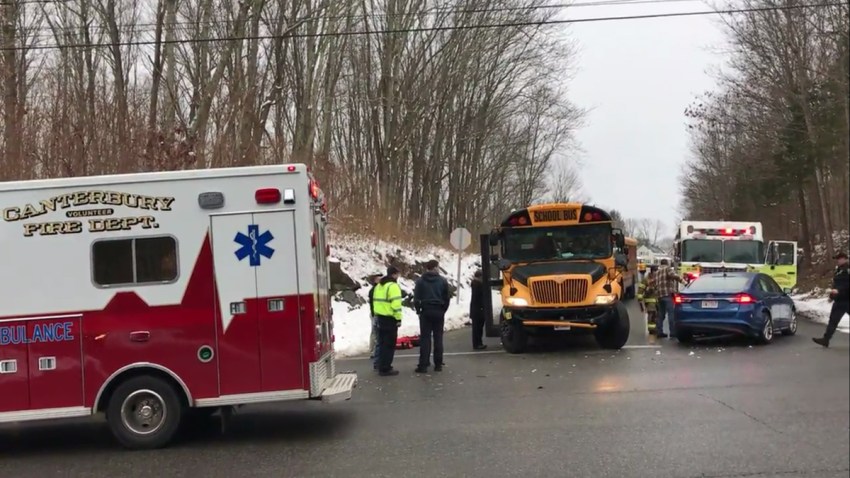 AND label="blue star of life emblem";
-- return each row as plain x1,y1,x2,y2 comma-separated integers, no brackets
234,224,275,266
